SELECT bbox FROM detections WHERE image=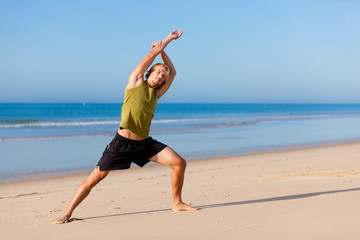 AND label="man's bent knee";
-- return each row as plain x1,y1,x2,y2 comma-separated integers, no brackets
173,157,186,171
